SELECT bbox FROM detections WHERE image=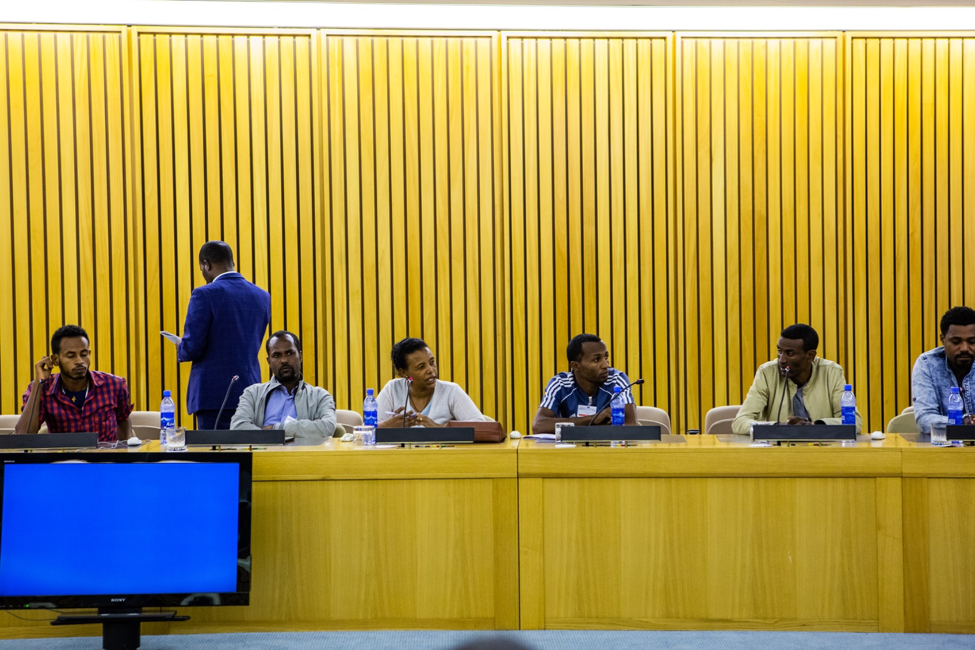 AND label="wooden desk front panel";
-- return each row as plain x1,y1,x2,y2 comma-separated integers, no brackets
184,476,519,632
904,476,975,634
520,475,903,632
